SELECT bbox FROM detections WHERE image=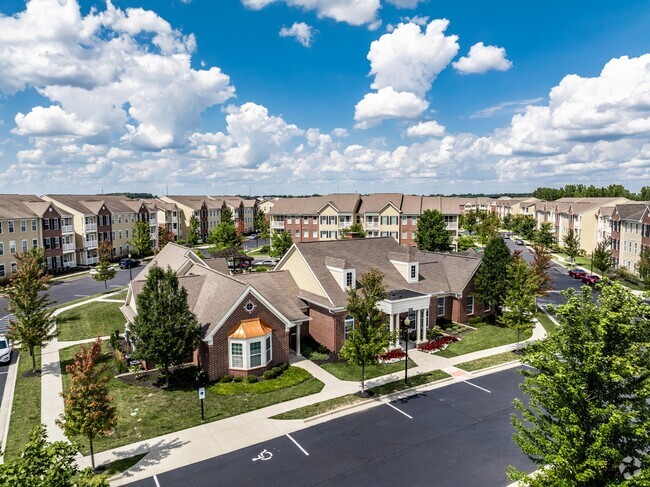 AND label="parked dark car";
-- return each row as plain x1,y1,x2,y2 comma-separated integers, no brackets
581,274,601,285
119,258,140,269
515,239,524,245
568,268,587,279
